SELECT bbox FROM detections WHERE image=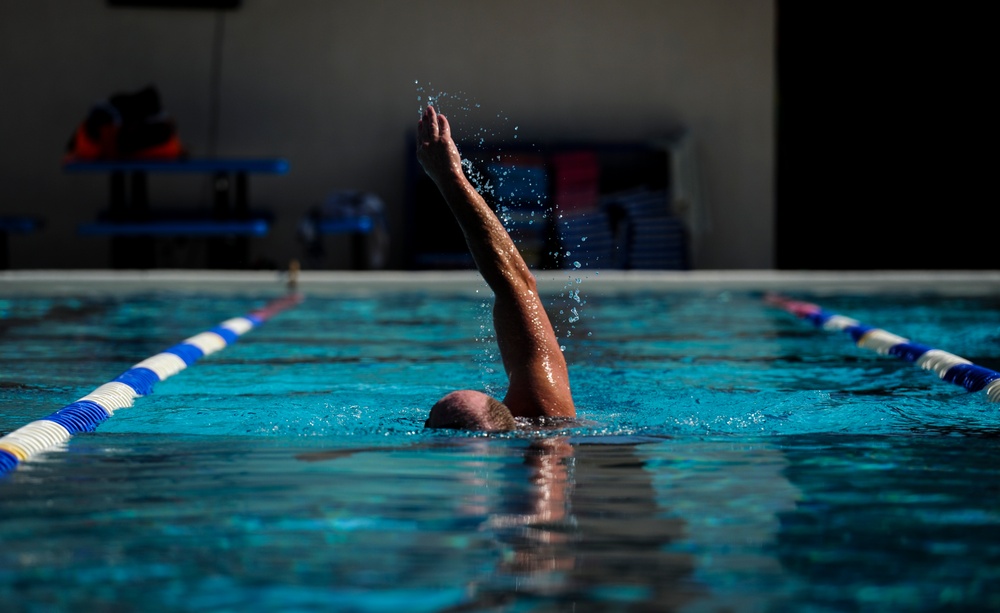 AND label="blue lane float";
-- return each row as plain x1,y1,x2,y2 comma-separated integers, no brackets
765,292,1000,401
0,292,304,475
